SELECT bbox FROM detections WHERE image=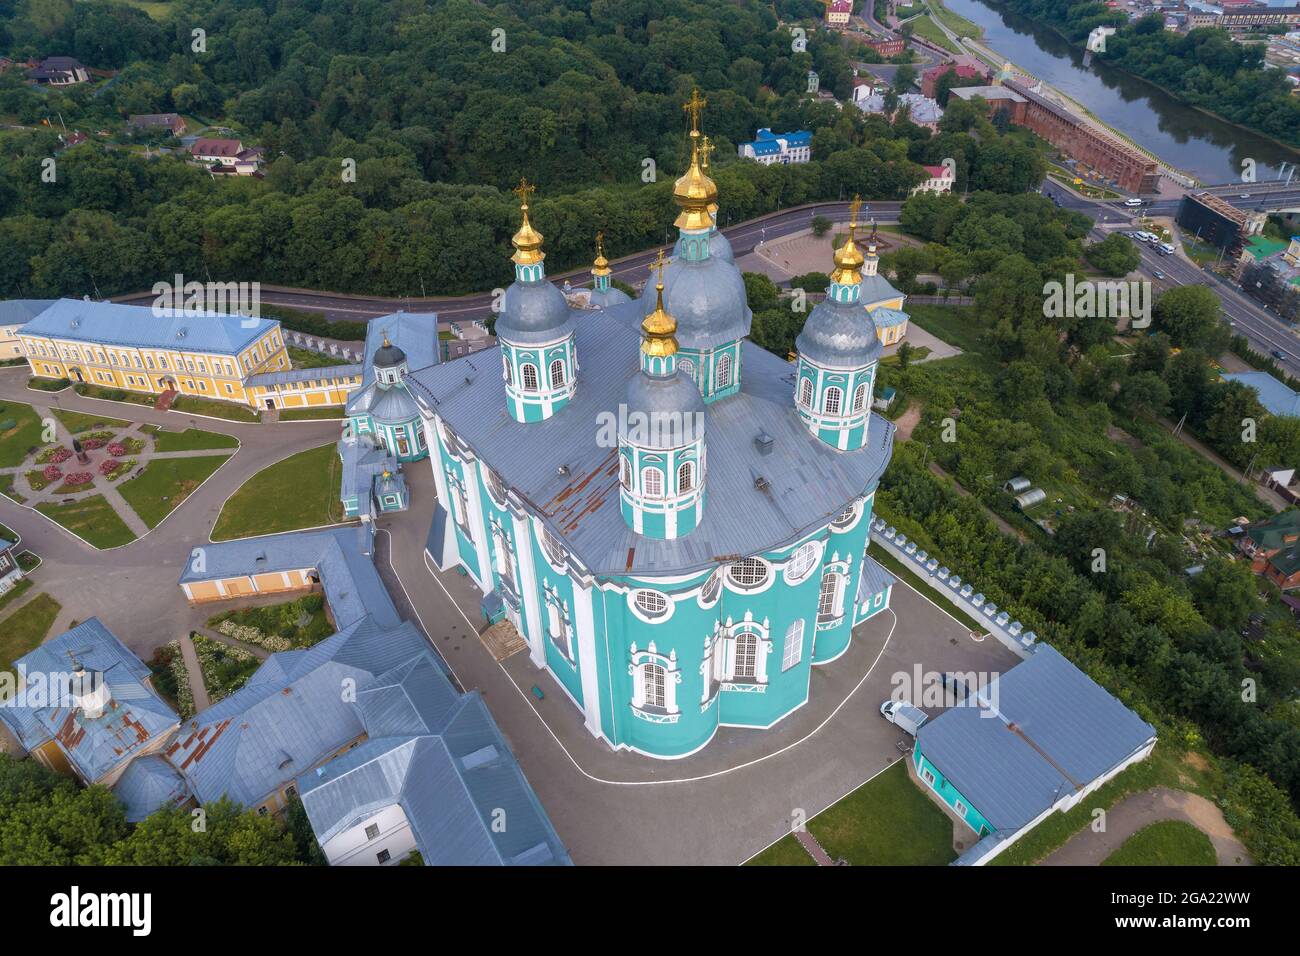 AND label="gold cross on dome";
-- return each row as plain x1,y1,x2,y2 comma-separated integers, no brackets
651,247,668,285
848,194,862,235
683,89,707,134
513,177,536,207
700,136,715,170
596,231,606,257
